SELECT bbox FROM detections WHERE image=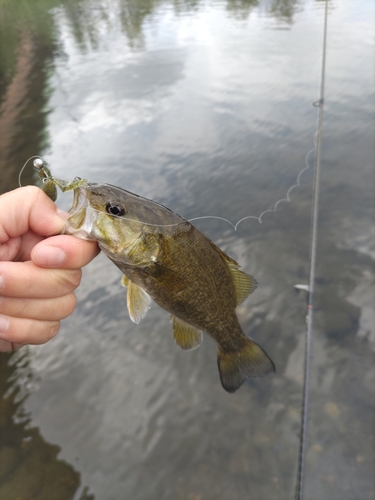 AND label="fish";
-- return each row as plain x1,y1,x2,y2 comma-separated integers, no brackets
60,181,275,393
